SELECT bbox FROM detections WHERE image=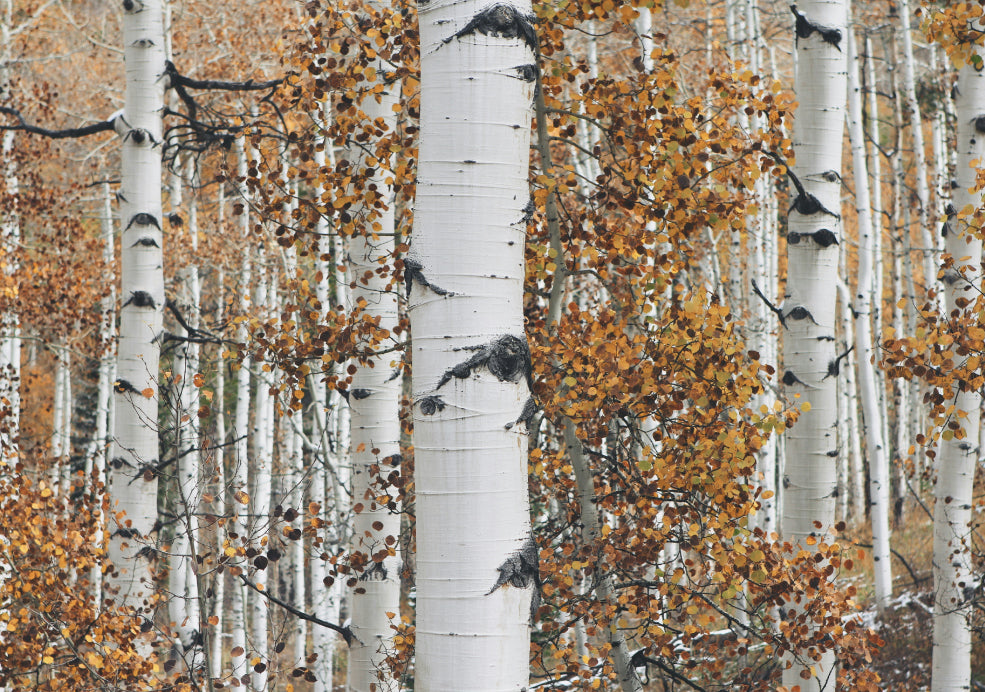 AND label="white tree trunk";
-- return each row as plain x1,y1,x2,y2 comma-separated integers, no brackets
780,0,846,688
107,0,166,613
344,76,402,692
410,1,537,687
930,42,985,692
846,29,892,611
229,137,252,685
898,0,937,299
